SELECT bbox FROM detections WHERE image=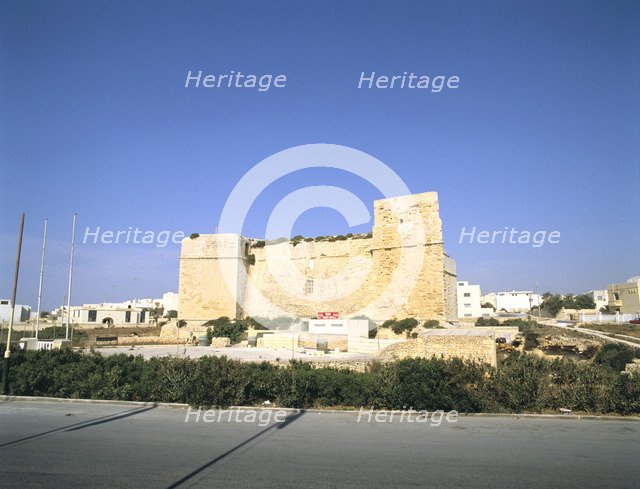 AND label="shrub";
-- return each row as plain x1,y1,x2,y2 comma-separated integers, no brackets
189,233,199,239
380,319,396,329
2,349,639,413
475,317,500,326
392,318,418,335
164,310,178,319
38,326,87,340
423,319,441,329
176,320,187,328
247,254,256,265
502,318,540,333
206,317,248,344
594,343,636,371
252,240,266,248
